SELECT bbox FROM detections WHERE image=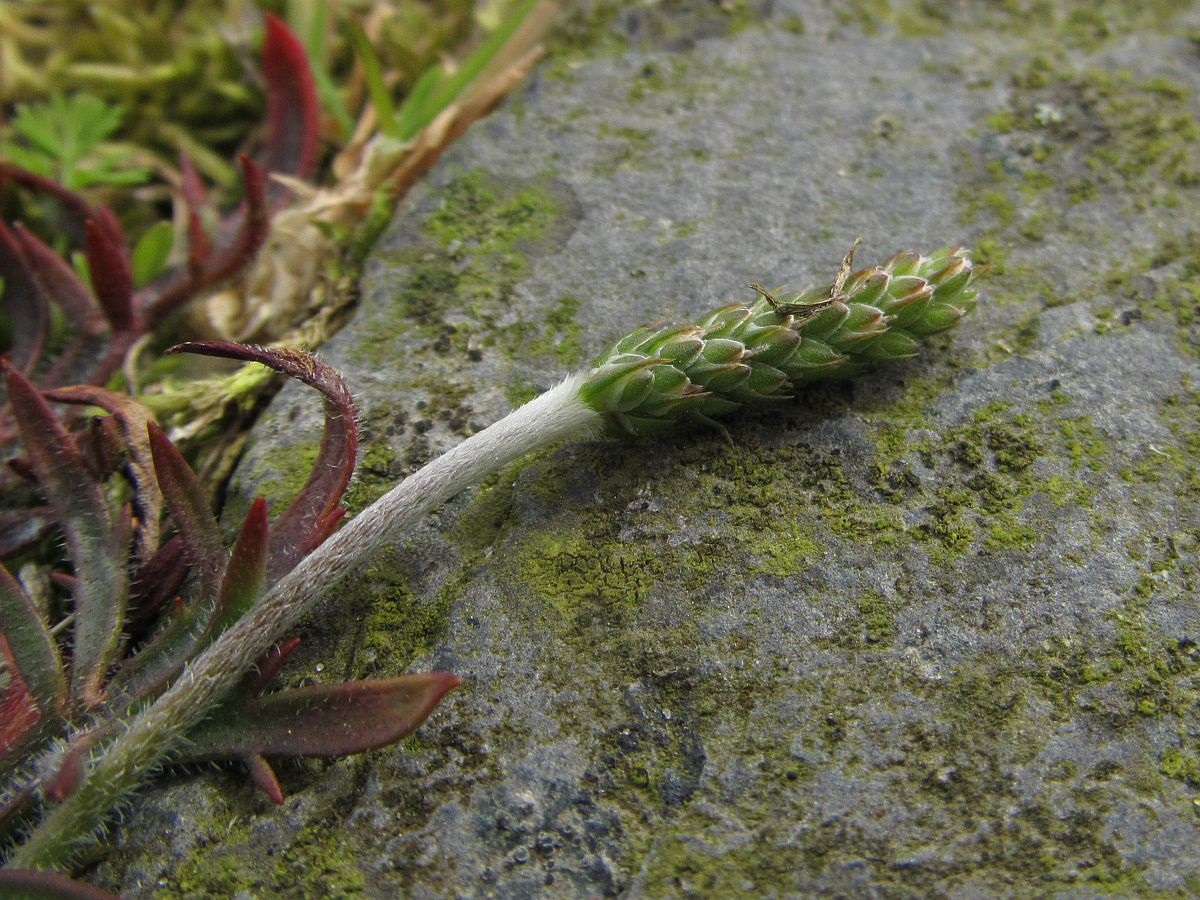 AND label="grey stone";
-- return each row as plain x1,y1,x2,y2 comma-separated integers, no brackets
98,2,1200,897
